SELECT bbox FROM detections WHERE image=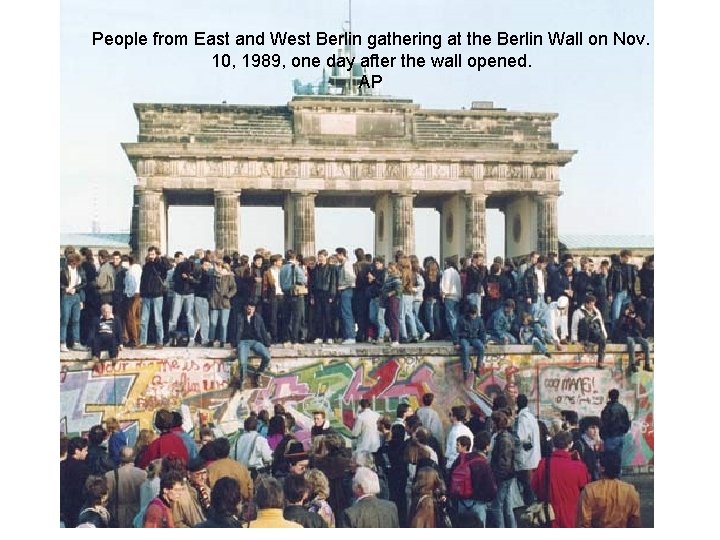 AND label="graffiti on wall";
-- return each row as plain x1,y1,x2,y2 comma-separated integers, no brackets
60,351,653,467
